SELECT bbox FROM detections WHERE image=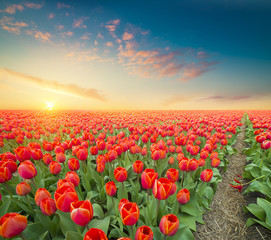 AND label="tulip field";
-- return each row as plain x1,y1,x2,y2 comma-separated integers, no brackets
0,110,270,240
